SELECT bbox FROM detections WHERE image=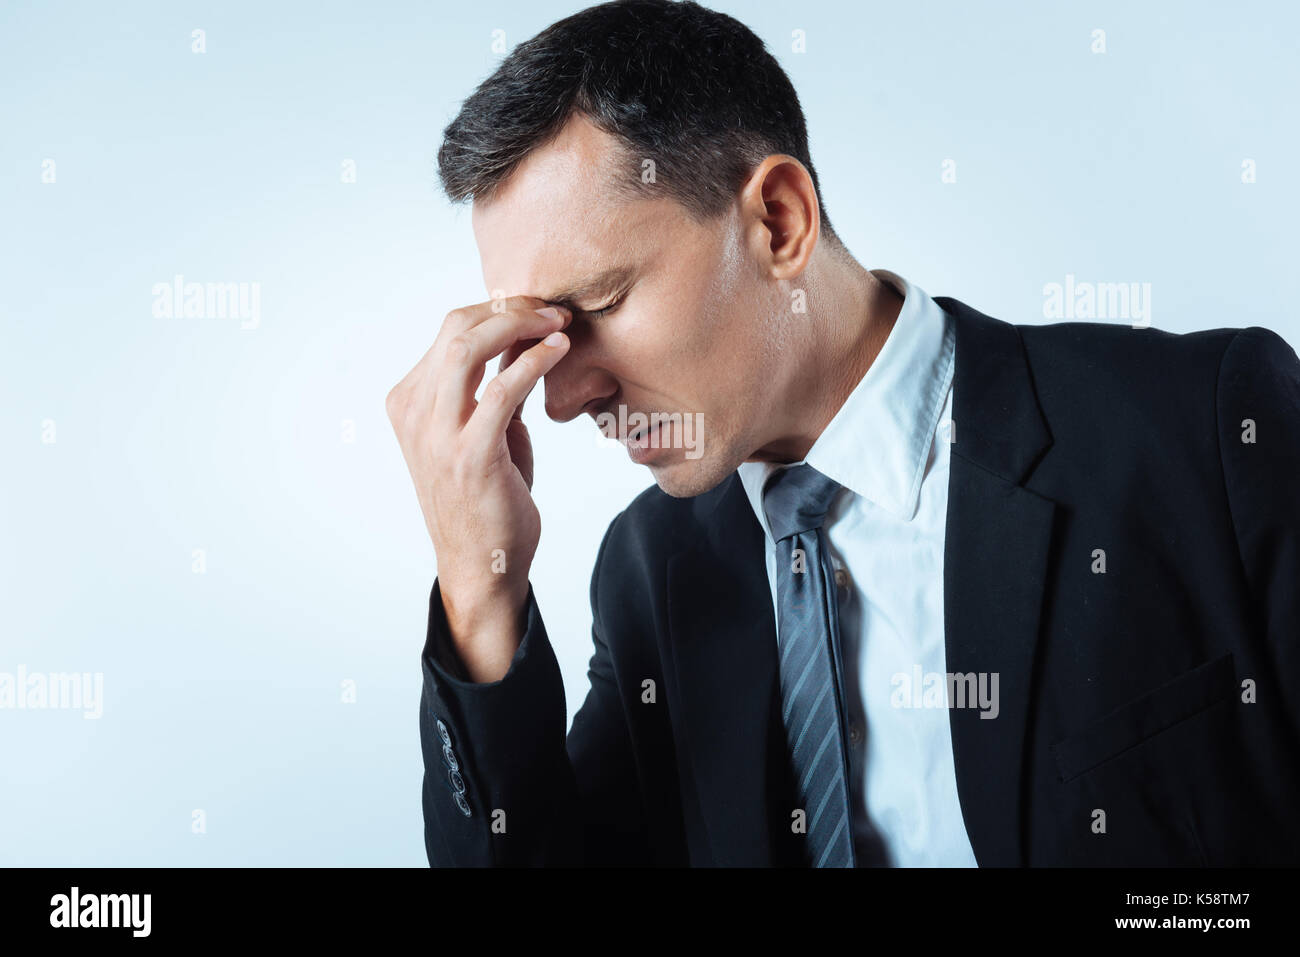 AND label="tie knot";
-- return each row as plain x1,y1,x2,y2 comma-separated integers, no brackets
761,463,843,542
